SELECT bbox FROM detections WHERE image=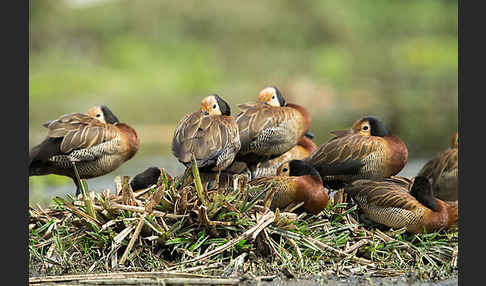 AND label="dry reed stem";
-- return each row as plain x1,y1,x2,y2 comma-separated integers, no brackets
172,210,275,267
55,197,102,227
344,239,370,254
121,176,138,206
303,236,372,265
285,237,304,265
118,183,167,265
29,272,237,284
